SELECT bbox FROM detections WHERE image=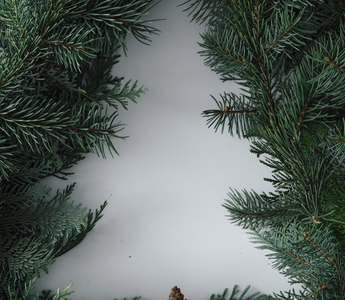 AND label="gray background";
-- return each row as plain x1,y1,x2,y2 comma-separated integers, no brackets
30,1,302,299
